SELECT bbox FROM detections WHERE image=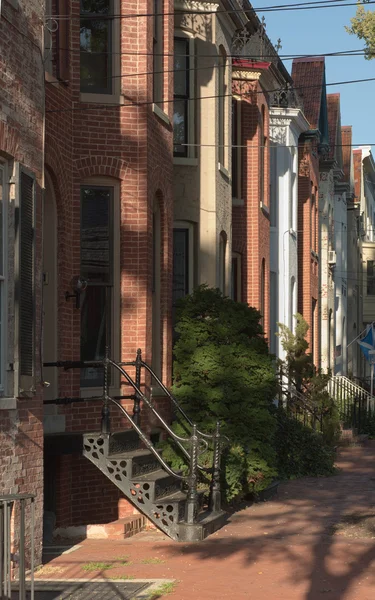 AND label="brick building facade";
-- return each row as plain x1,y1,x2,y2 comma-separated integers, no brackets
0,0,45,565
43,0,174,530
